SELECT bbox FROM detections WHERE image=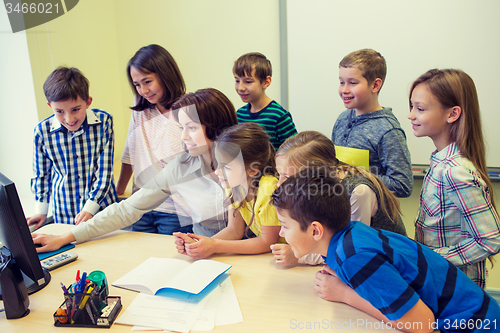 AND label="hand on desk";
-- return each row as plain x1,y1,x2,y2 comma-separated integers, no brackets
270,243,299,265
174,232,215,259
27,213,47,230
314,265,351,303
32,232,75,253
74,211,93,225
173,232,195,255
